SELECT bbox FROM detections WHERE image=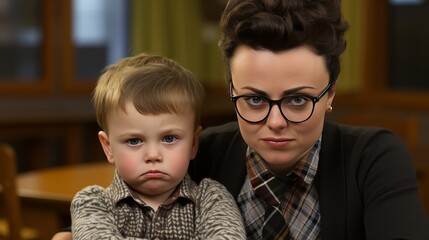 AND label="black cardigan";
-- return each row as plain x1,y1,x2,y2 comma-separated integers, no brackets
189,121,429,239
